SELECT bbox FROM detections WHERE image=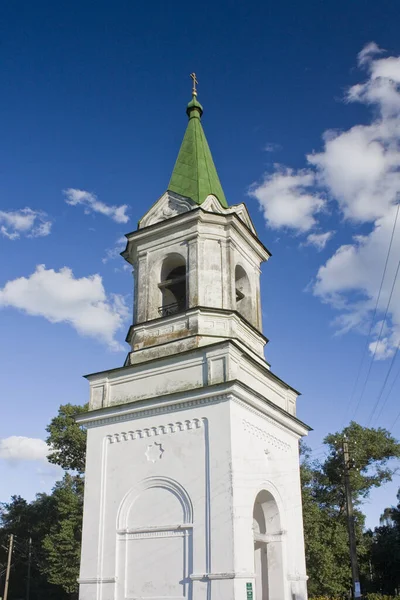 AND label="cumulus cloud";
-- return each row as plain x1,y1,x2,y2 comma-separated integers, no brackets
0,436,49,462
305,231,335,251
0,208,52,240
249,168,325,232
252,43,400,358
0,265,129,350
314,205,400,357
64,188,129,223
